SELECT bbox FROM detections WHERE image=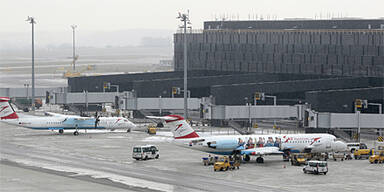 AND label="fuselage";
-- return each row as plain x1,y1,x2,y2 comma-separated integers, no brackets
2,116,136,131
174,133,347,155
